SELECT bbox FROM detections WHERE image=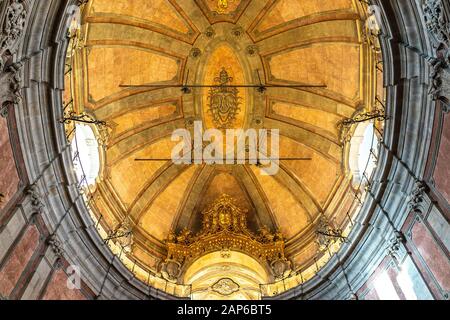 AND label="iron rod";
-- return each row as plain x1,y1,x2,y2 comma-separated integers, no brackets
119,84,327,89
